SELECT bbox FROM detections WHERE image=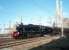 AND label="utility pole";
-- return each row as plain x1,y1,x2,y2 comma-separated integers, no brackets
21,16,22,23
9,20,11,33
56,0,60,27
60,0,64,37
56,0,64,37
3,24,5,33
0,24,1,33
39,16,42,34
